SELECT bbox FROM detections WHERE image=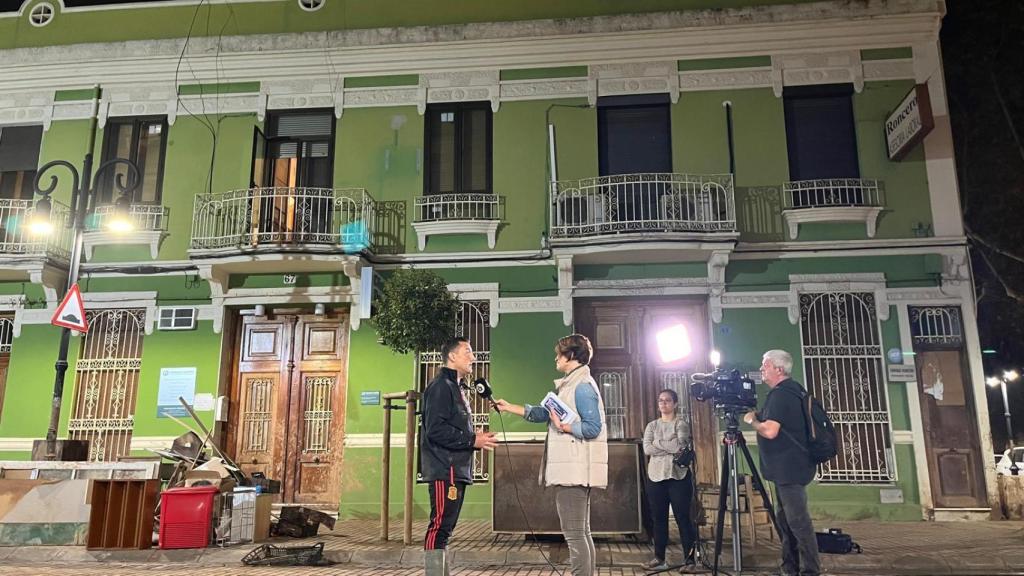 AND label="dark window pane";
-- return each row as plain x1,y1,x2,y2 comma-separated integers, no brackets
784,85,859,180
463,108,489,193
0,126,43,172
137,122,163,203
429,109,457,194
598,103,672,176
